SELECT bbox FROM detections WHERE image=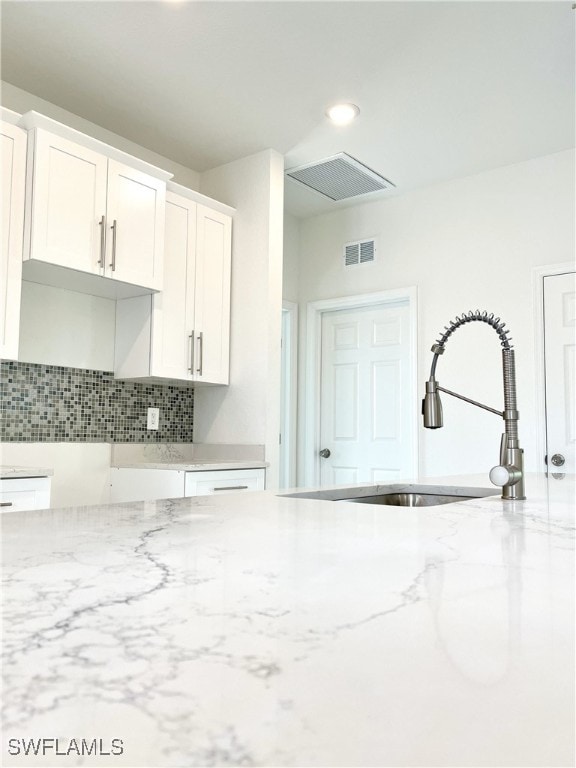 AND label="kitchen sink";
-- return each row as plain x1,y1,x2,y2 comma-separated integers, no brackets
343,492,475,507
281,484,499,506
